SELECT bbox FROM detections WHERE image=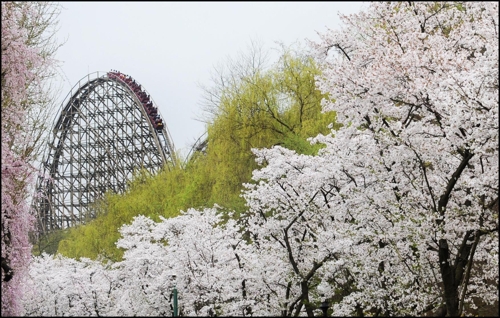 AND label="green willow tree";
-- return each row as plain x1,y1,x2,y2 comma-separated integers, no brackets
55,44,339,262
